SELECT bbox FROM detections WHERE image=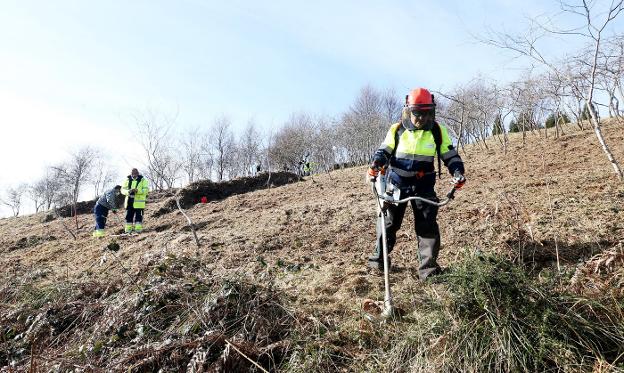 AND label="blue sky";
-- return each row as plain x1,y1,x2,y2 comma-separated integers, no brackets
0,0,620,215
